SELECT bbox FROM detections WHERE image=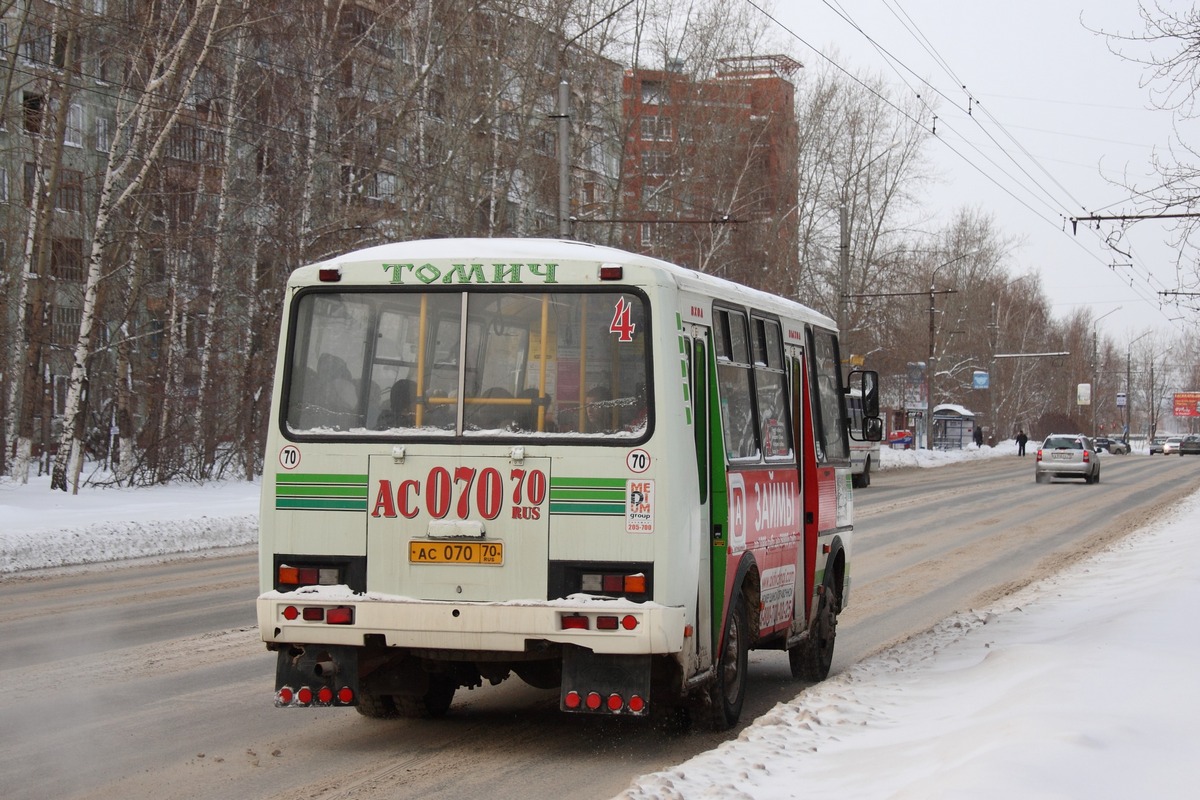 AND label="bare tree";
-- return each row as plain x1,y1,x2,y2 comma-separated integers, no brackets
51,0,227,492
1092,3,1200,290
